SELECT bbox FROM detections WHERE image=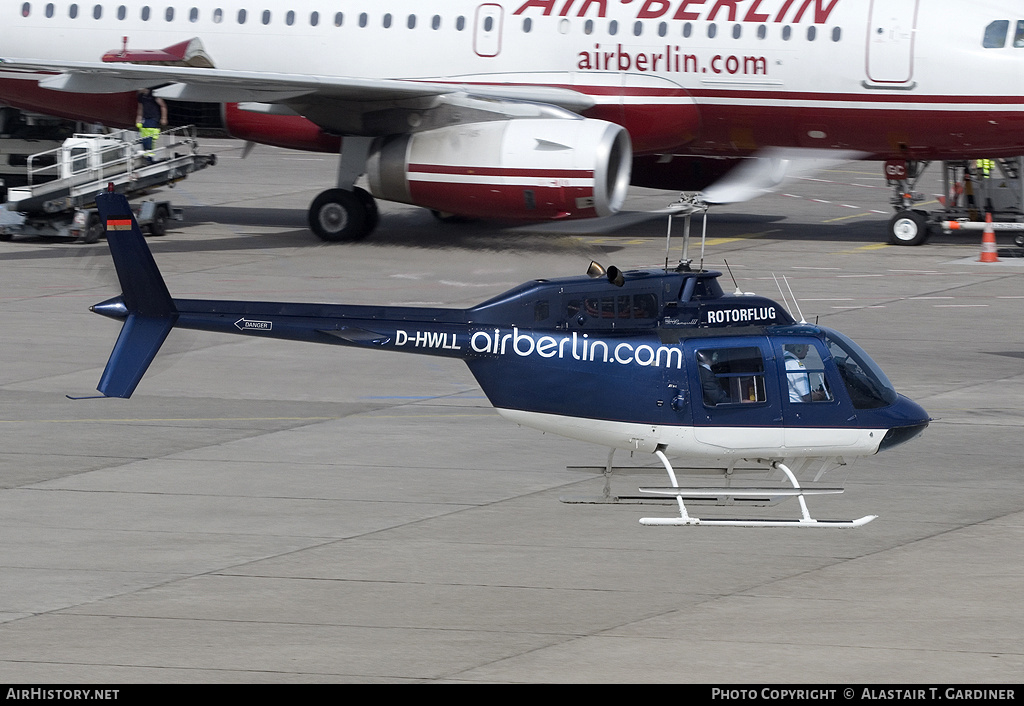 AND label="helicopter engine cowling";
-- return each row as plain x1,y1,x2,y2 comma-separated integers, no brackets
365,118,632,220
